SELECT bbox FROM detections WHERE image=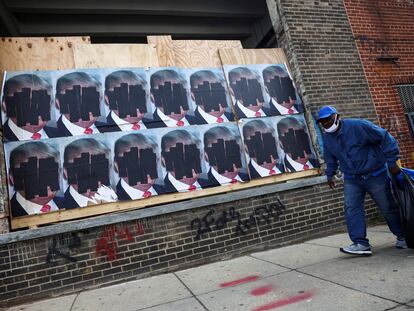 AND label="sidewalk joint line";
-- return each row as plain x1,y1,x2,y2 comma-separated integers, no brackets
173,272,210,311
135,296,197,311
69,292,80,311
294,269,406,305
